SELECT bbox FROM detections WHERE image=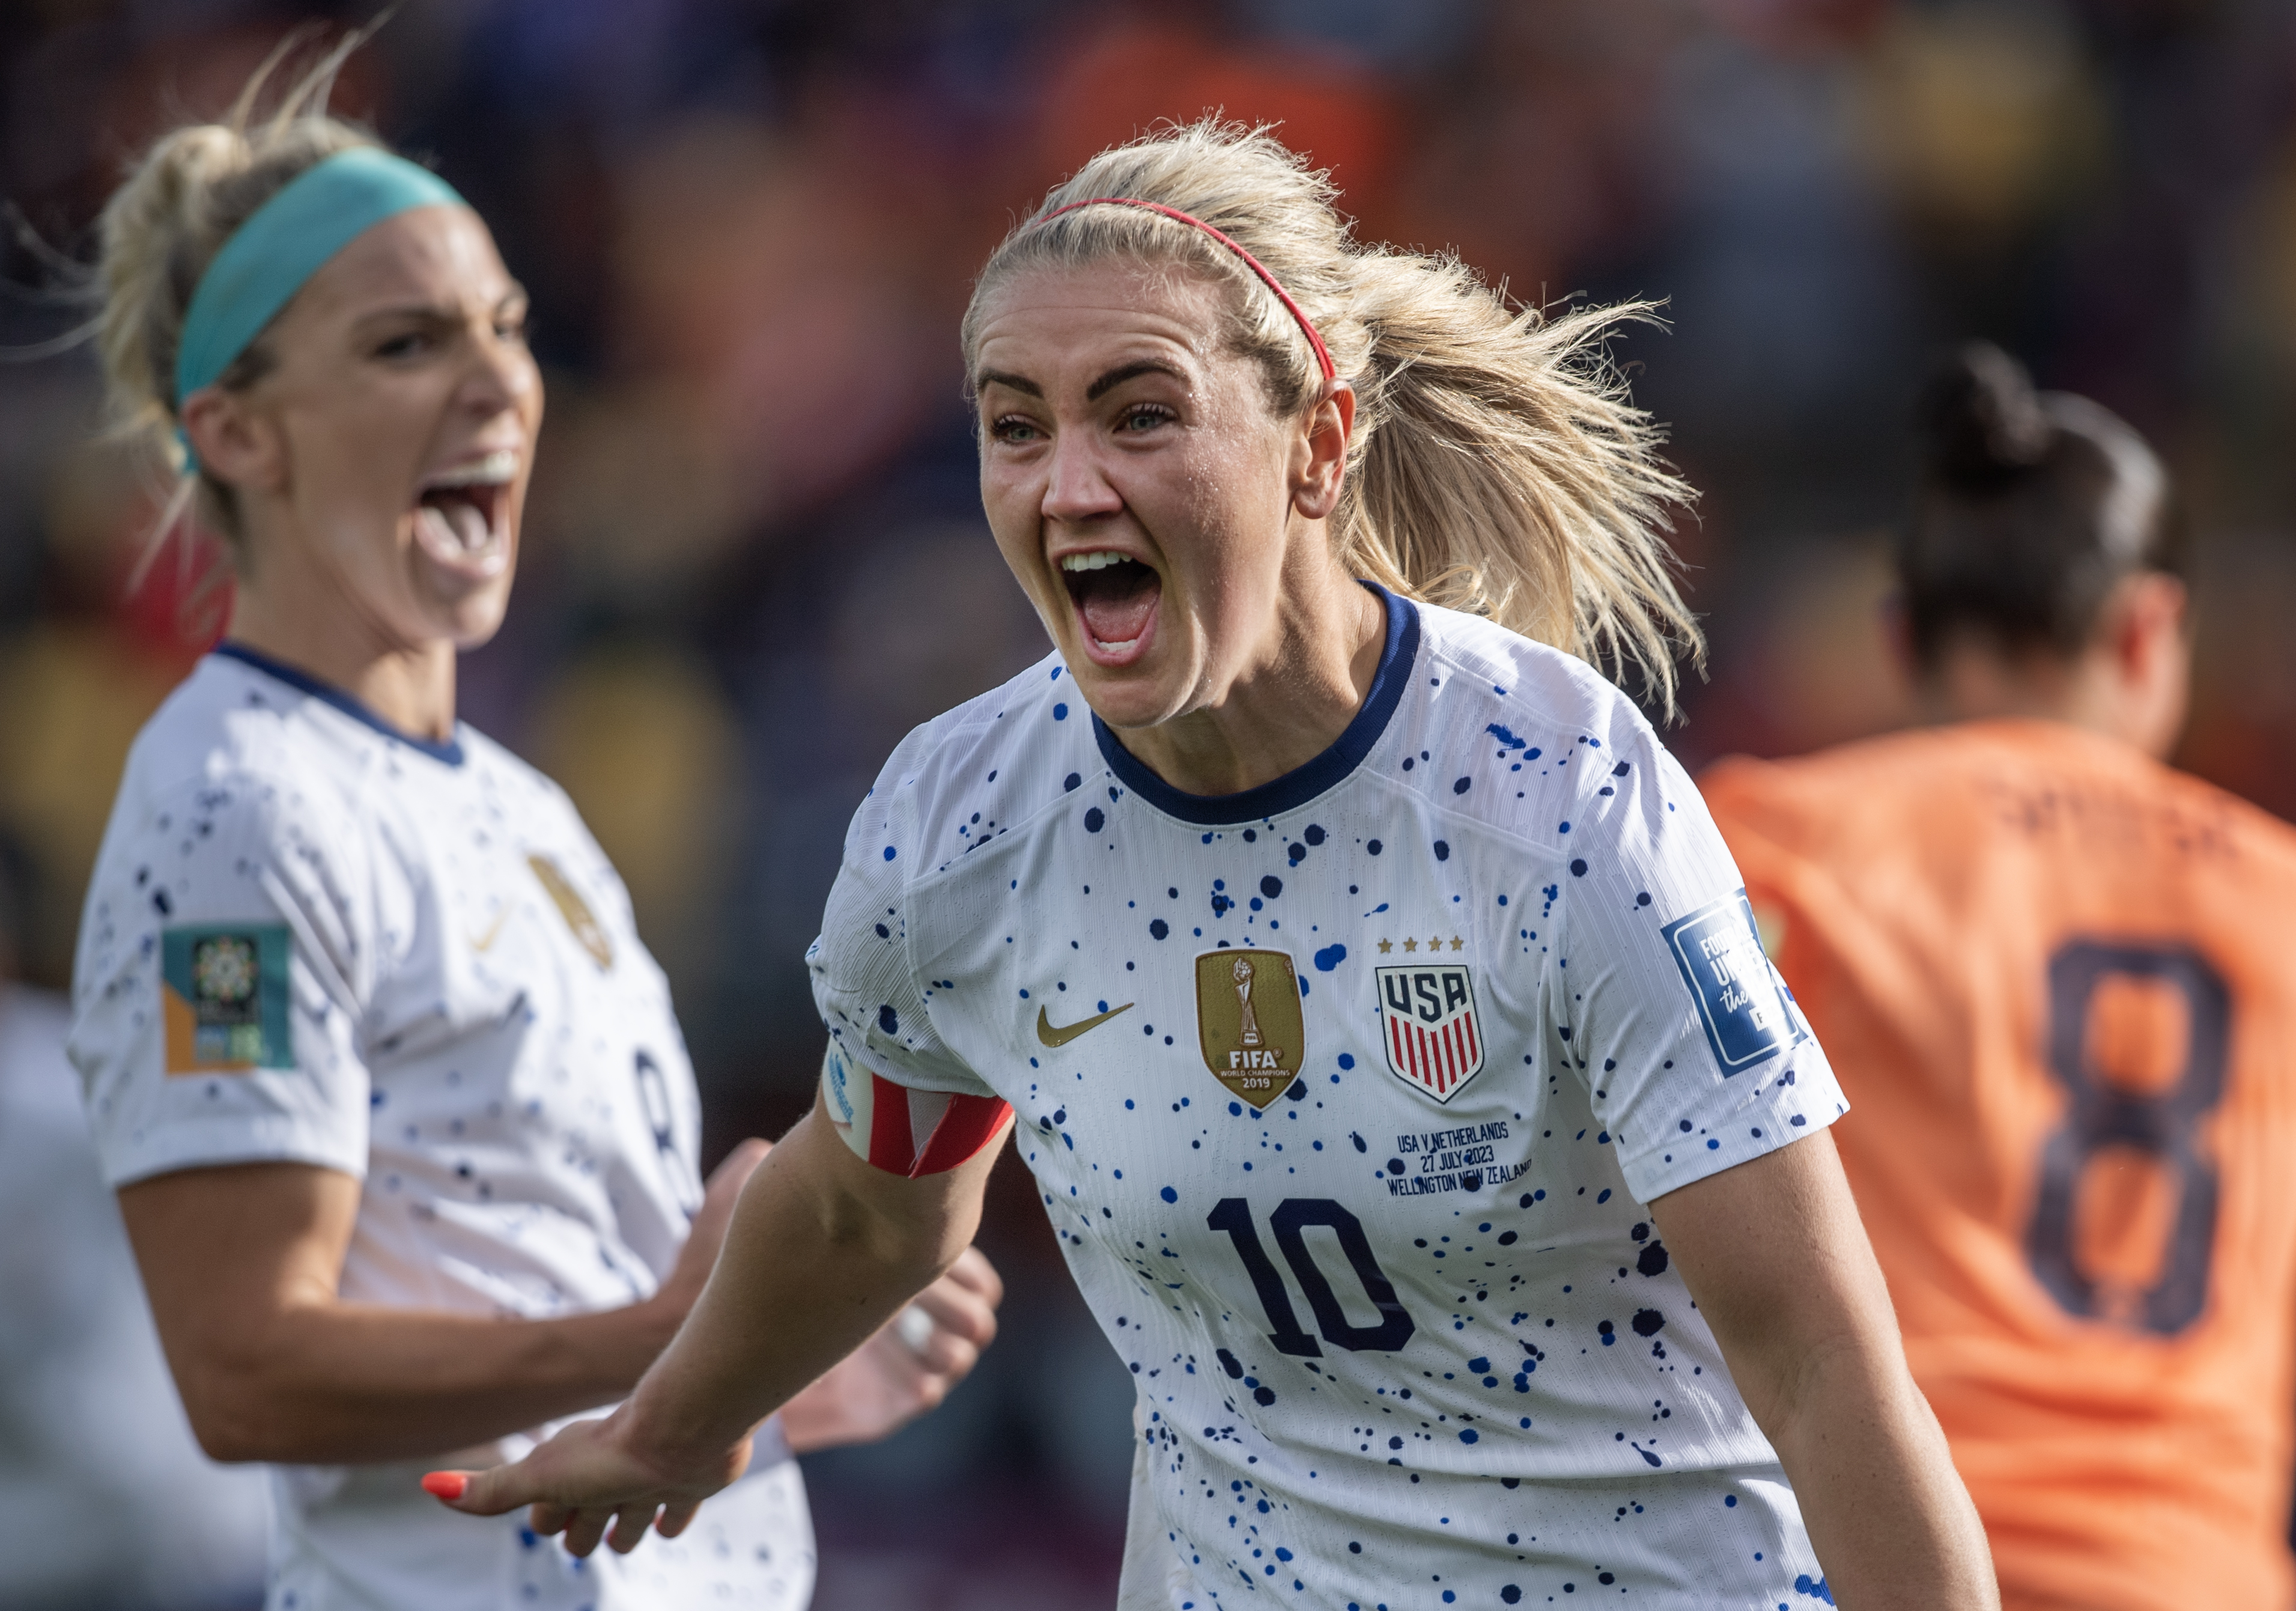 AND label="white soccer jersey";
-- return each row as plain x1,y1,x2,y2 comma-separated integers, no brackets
812,589,1849,1610
69,645,814,1611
